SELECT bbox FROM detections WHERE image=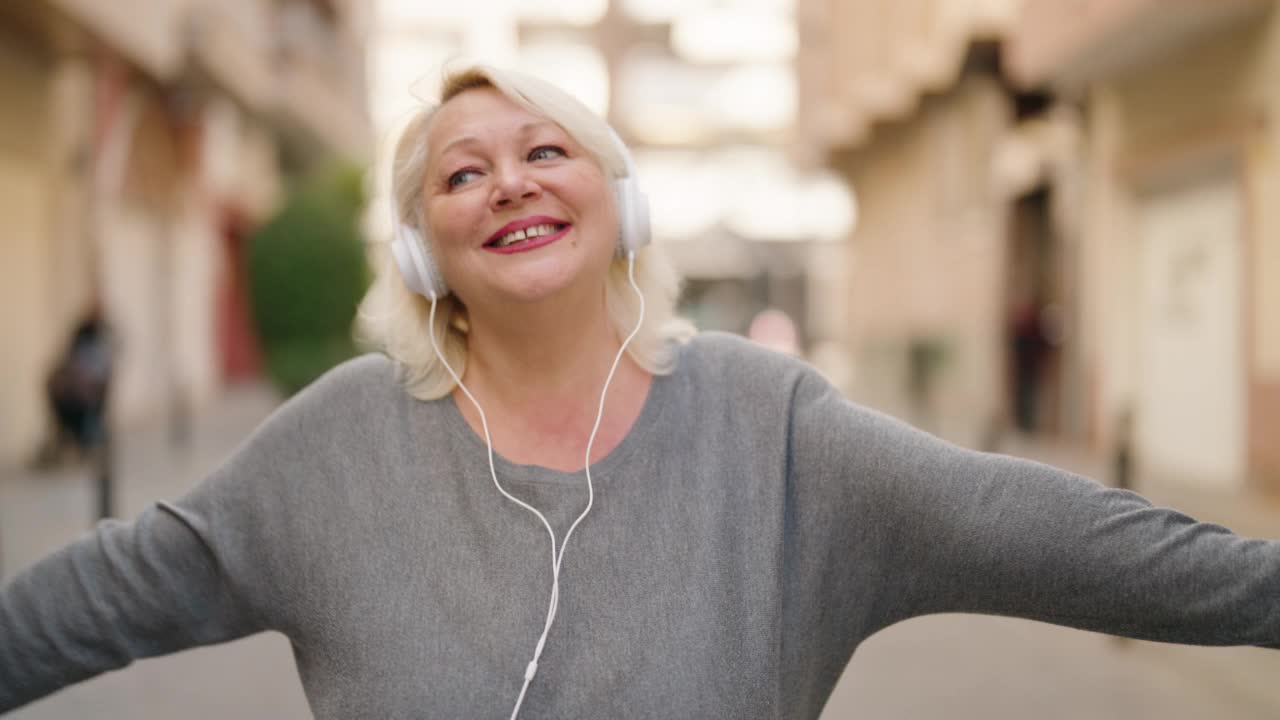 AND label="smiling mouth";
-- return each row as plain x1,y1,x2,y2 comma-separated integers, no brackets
485,223,570,249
